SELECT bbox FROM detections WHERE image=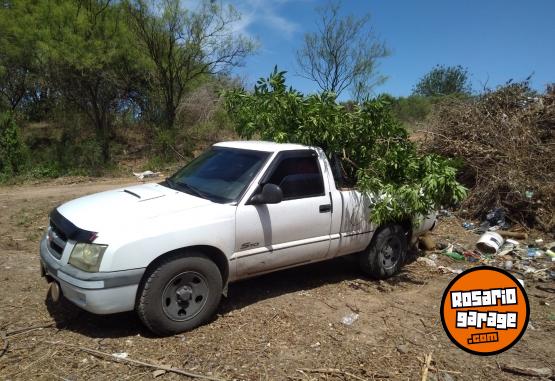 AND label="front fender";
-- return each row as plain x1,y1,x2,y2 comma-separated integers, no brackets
98,206,236,273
